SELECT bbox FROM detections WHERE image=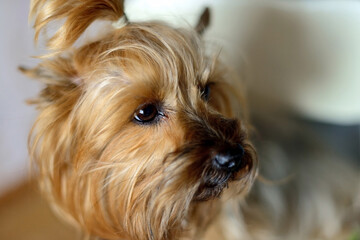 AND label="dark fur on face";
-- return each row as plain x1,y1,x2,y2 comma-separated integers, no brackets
175,110,255,201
